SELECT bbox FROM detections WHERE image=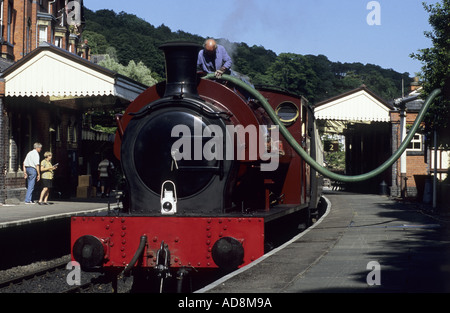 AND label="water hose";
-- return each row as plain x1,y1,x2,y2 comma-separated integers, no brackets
122,235,147,276
204,73,441,182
